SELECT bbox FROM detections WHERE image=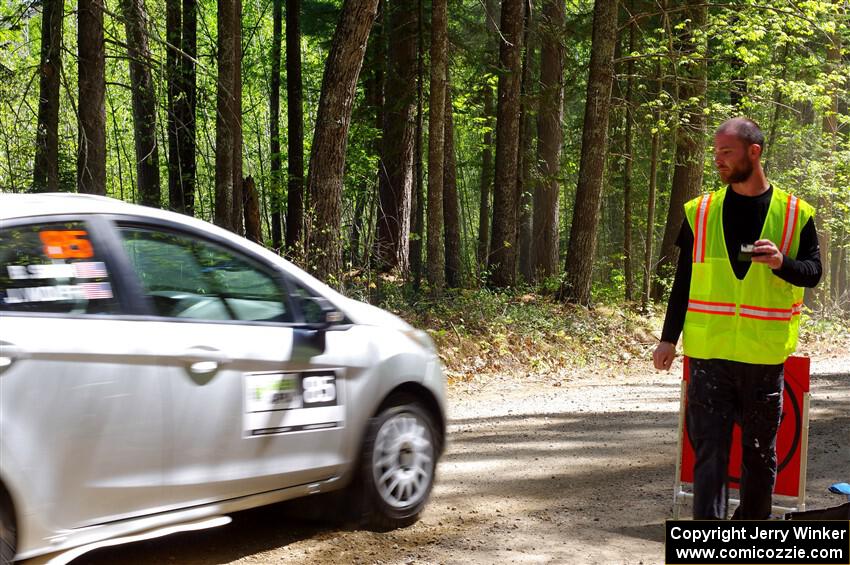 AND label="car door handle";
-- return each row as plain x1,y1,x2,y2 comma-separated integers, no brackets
0,341,23,375
189,360,220,375
181,347,229,377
